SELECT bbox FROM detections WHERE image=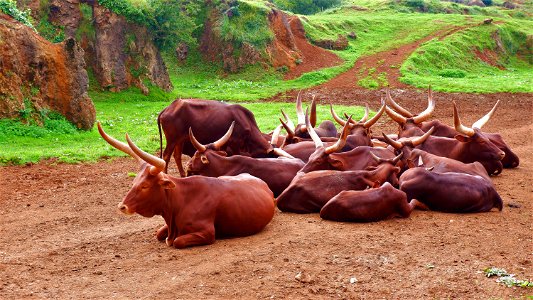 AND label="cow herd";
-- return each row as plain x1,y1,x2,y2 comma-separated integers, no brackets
97,89,518,249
